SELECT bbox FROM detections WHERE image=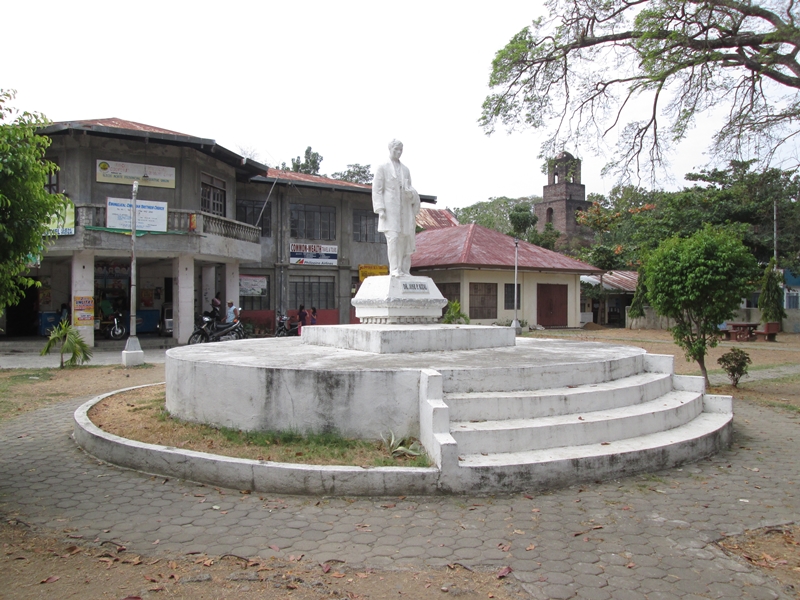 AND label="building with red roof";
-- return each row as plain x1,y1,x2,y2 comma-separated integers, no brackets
412,224,601,327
